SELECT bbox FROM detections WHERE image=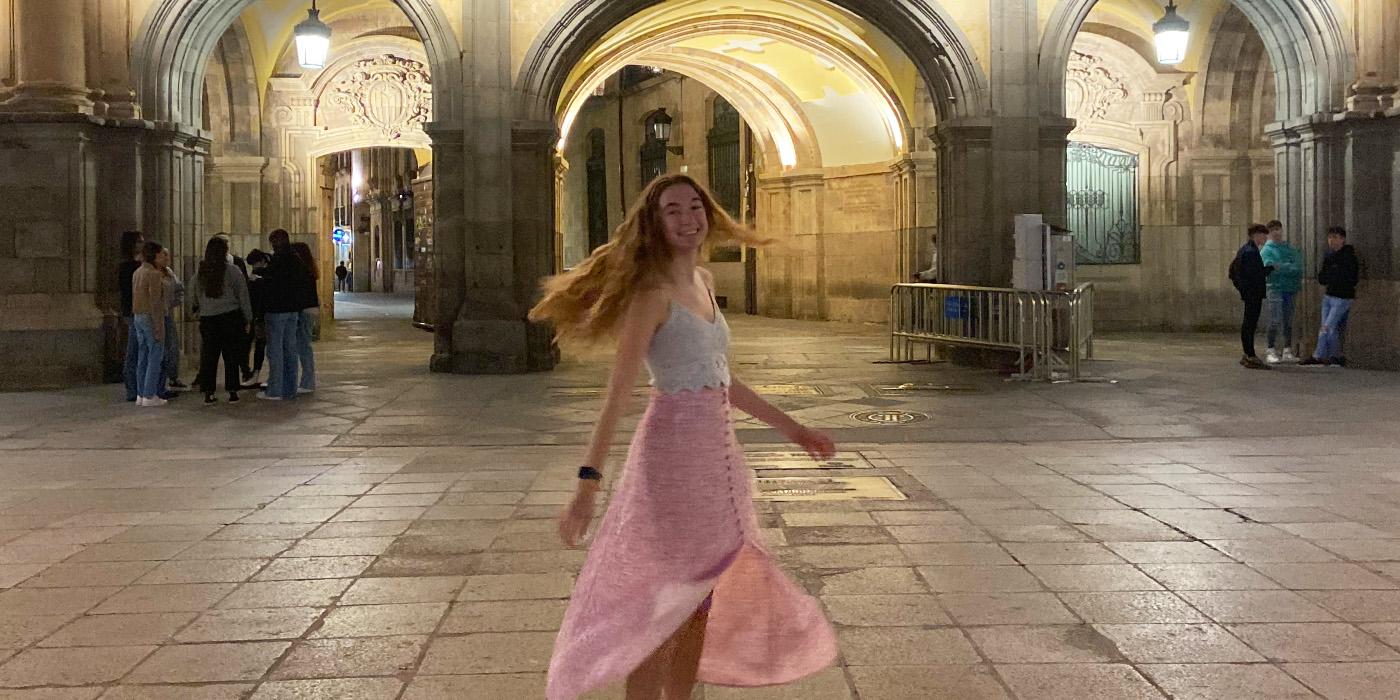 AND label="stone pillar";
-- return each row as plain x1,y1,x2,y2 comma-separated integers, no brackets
5,0,93,114
930,119,996,285
426,125,465,364
755,171,824,319
0,117,103,388
513,123,562,371
1347,0,1399,112
1340,115,1400,369
1269,118,1347,361
140,126,210,368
